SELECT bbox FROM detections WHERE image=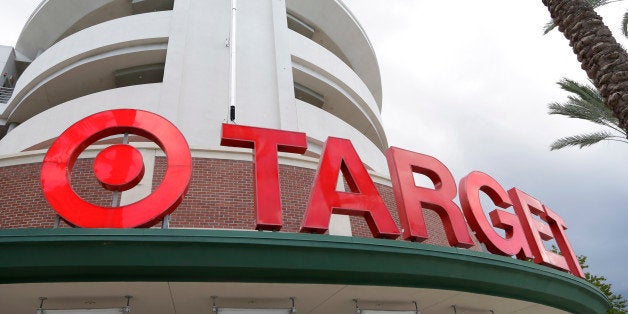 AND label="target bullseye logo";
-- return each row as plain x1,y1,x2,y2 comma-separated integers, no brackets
41,109,192,228
94,144,145,192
